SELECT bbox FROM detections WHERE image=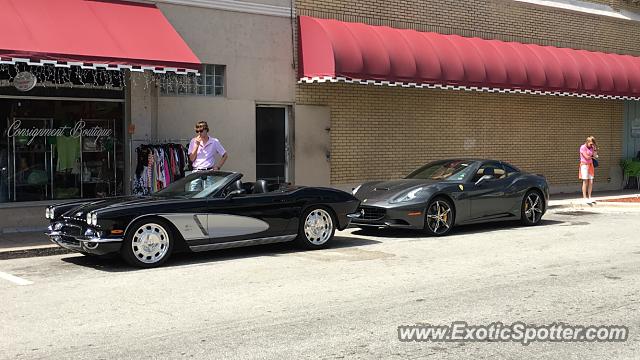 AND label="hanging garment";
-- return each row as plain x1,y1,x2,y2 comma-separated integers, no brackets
57,136,81,172
132,143,190,195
